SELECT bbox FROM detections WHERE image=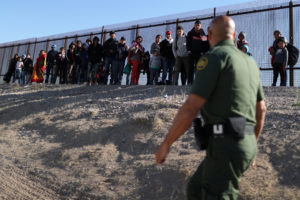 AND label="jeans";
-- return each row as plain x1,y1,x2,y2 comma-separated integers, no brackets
272,63,287,86
150,68,160,85
25,71,32,84
104,57,114,85
162,58,175,84
45,63,55,83
80,62,88,83
14,68,22,84
21,71,26,85
111,60,125,84
88,62,100,84
72,63,81,84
